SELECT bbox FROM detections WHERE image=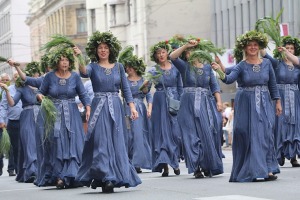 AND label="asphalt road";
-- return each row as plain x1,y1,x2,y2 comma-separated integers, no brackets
0,150,299,200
